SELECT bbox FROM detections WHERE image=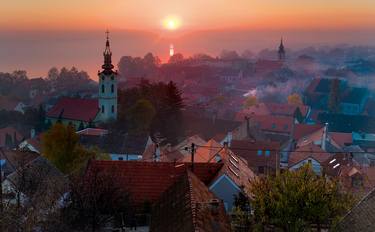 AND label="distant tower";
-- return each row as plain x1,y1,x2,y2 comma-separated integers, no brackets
98,30,117,121
169,44,174,57
278,38,286,61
